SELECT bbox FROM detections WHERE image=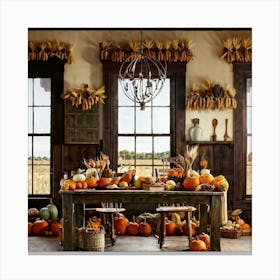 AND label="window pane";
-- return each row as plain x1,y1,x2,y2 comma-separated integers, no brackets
118,107,134,133
135,166,153,177
247,78,252,106
118,137,135,171
28,107,33,133
28,165,32,195
118,80,135,106
154,137,170,157
34,78,51,106
33,165,50,194
153,78,170,106
33,136,50,160
247,107,252,134
34,107,50,133
28,136,32,161
136,107,151,133
136,137,152,165
28,78,33,106
153,108,170,133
